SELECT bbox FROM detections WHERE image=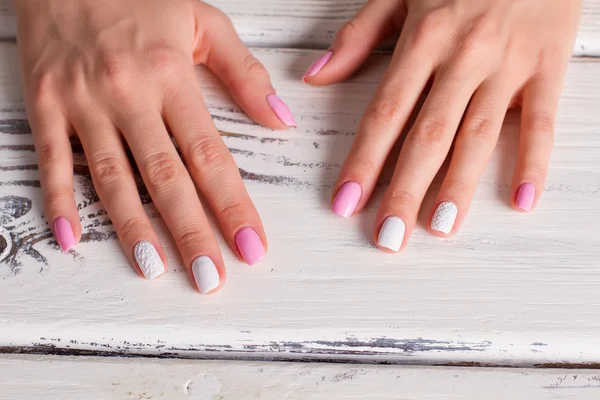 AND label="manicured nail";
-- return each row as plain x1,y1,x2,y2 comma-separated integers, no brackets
516,182,535,212
332,181,362,218
303,51,333,80
134,241,165,280
192,256,220,294
53,217,76,252
235,227,266,266
377,216,406,252
431,201,458,234
266,94,297,127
